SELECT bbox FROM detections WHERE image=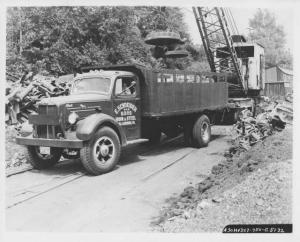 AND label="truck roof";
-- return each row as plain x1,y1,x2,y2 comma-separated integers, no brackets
75,69,135,80
81,63,147,72
80,64,148,82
